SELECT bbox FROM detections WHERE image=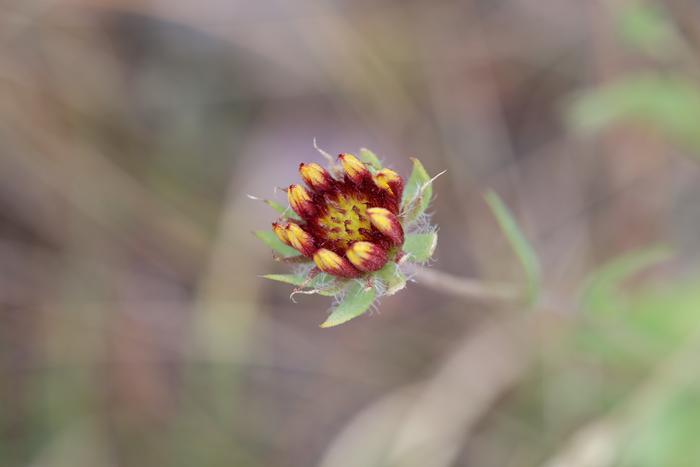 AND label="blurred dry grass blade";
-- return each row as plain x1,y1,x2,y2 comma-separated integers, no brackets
320,316,535,467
